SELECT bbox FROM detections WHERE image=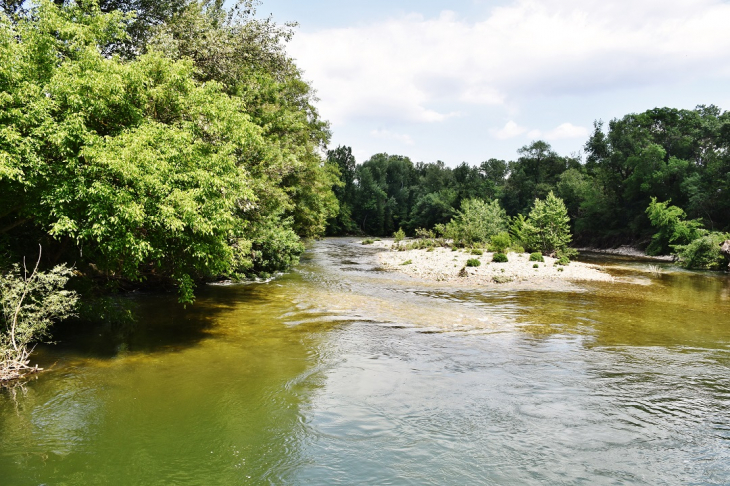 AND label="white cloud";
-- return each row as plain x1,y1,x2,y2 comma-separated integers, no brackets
492,121,527,139
370,129,415,145
543,123,590,140
289,0,730,126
